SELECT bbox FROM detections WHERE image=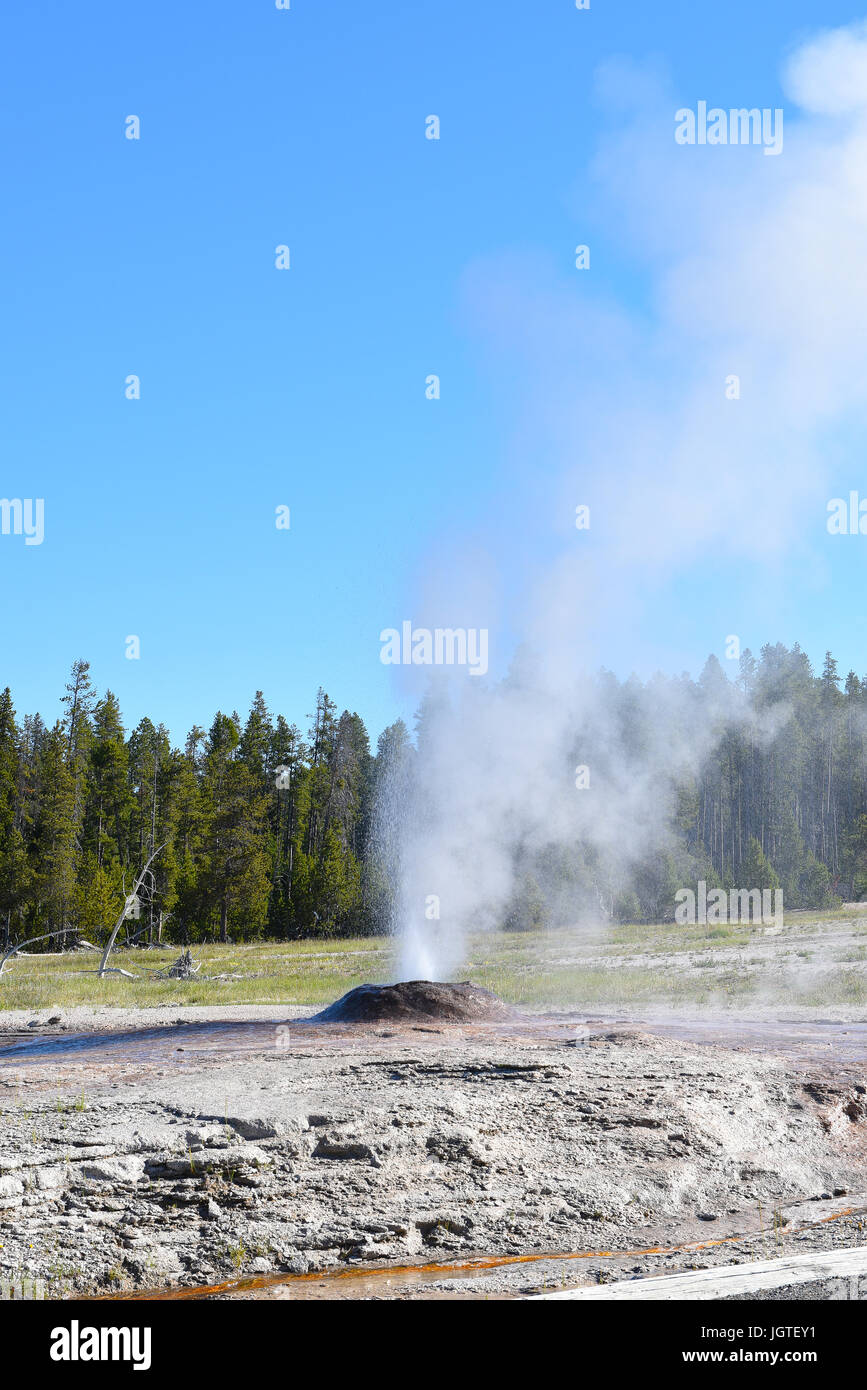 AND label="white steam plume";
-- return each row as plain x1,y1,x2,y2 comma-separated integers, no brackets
379,21,867,981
